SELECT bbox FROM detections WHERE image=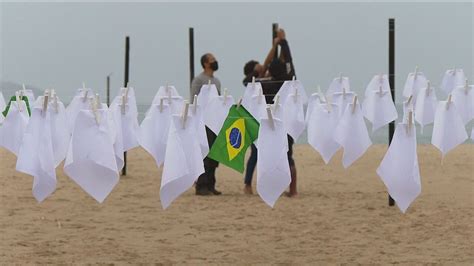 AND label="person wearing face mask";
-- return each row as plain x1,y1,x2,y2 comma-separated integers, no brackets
191,53,222,196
